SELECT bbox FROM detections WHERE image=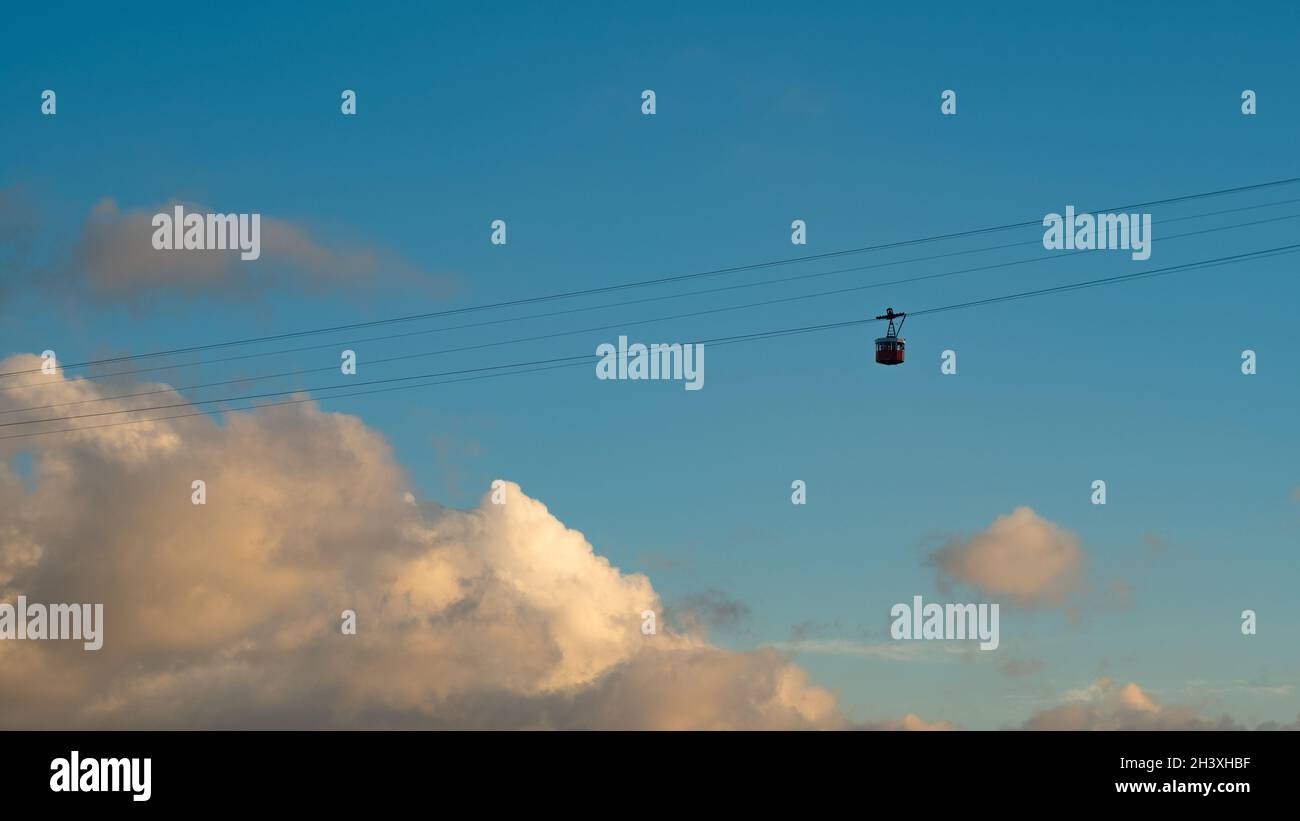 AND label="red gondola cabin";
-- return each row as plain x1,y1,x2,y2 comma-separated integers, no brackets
873,307,907,366
875,335,905,365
